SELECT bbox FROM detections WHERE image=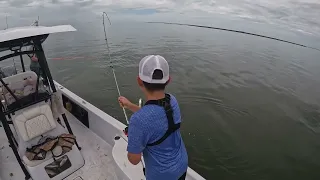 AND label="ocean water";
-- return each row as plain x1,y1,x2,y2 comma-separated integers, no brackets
12,16,320,179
